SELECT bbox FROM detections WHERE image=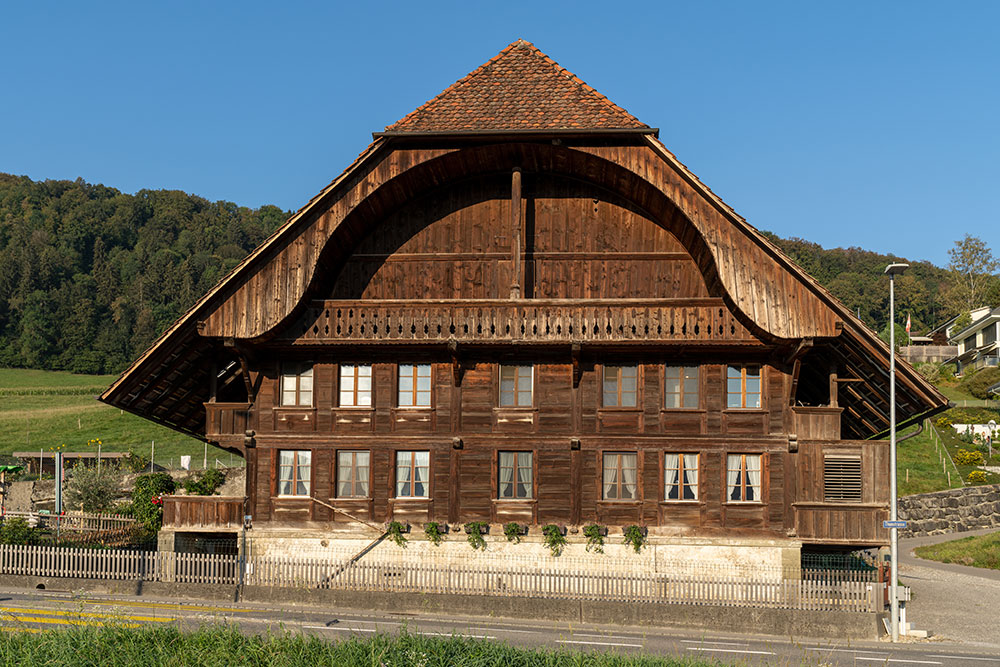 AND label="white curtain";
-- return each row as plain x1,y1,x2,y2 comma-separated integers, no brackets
622,455,637,499
683,453,699,500
726,454,741,501
603,454,617,499
295,451,311,496
396,451,410,496
664,453,680,499
746,455,762,501
499,452,514,497
278,451,294,495
517,453,532,498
